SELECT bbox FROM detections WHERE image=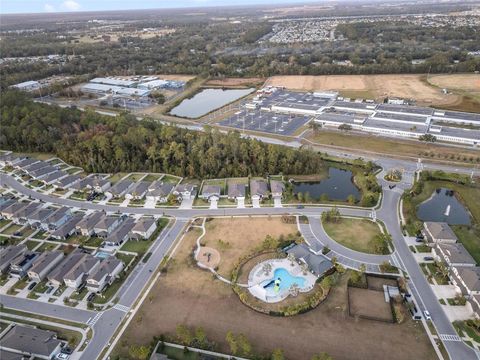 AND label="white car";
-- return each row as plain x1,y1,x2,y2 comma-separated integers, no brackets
56,353,69,360
424,310,432,321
